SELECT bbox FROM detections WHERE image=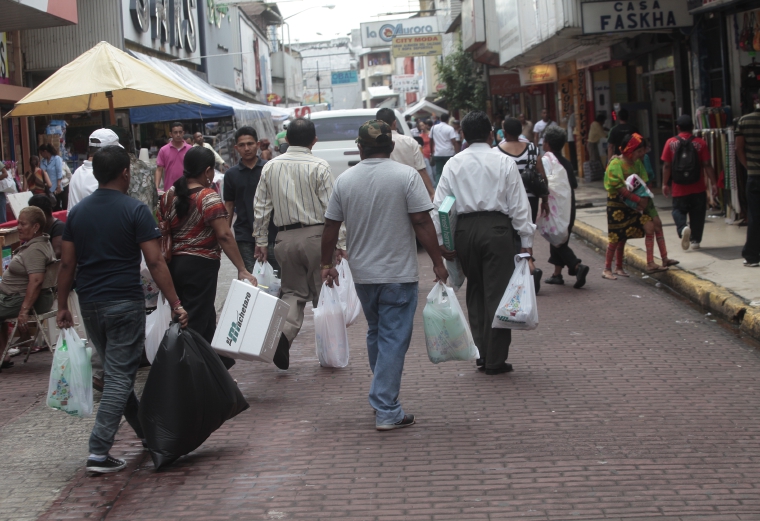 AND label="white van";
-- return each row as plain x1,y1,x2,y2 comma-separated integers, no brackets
306,109,411,177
